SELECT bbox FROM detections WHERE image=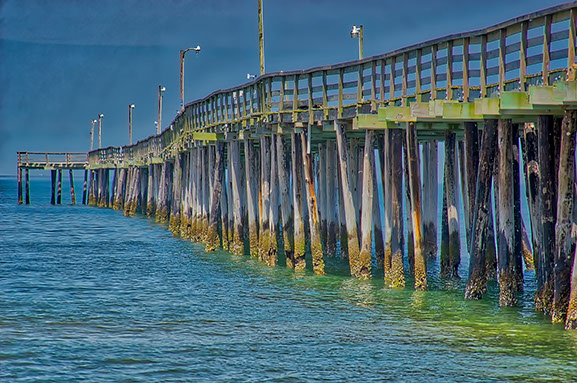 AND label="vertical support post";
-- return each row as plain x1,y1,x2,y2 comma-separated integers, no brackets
536,115,557,313
335,121,362,278
383,130,393,281
292,131,306,271
358,130,374,279
422,140,439,258
258,0,265,76
553,110,577,322
403,140,415,274
259,136,271,261
406,122,426,289
301,131,325,274
464,122,479,248
441,131,461,278
230,141,245,255
82,169,88,205
268,135,280,267
497,118,523,306
51,169,57,205
17,167,23,204
245,139,260,258
207,142,225,252
69,170,76,205
465,119,498,299
57,169,62,205
147,164,156,217
25,168,30,205
389,129,405,287
277,135,294,266
325,142,338,257
169,154,183,234
372,137,385,267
